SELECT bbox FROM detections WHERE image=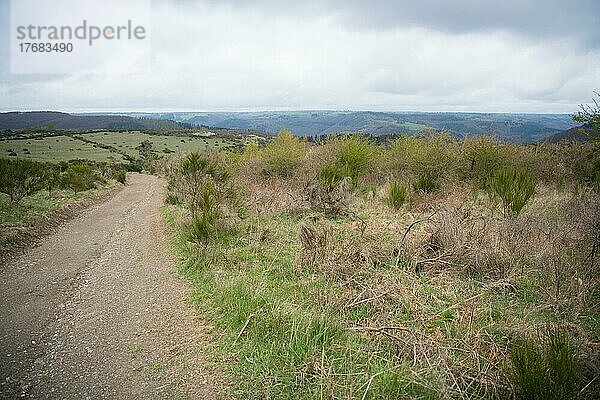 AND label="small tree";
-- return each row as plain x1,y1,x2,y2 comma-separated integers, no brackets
572,92,600,144
0,159,44,203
